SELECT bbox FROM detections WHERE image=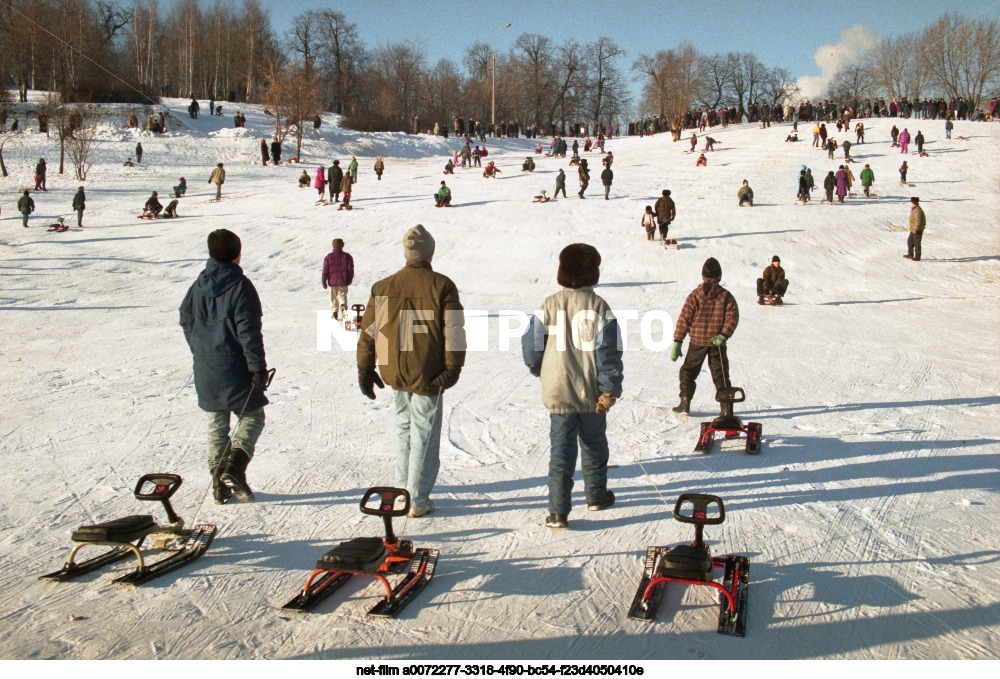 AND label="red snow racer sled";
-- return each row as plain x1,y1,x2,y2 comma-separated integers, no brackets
627,493,749,636
694,387,762,454
281,487,438,617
